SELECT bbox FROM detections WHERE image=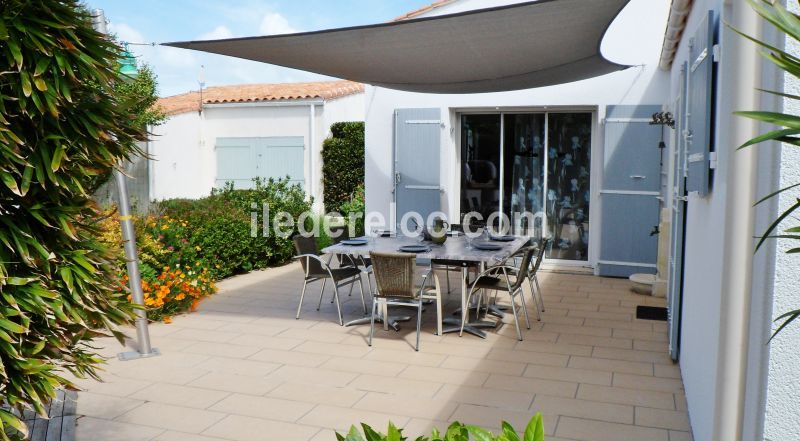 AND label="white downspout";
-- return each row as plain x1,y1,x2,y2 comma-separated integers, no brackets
714,1,762,439
308,104,316,207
